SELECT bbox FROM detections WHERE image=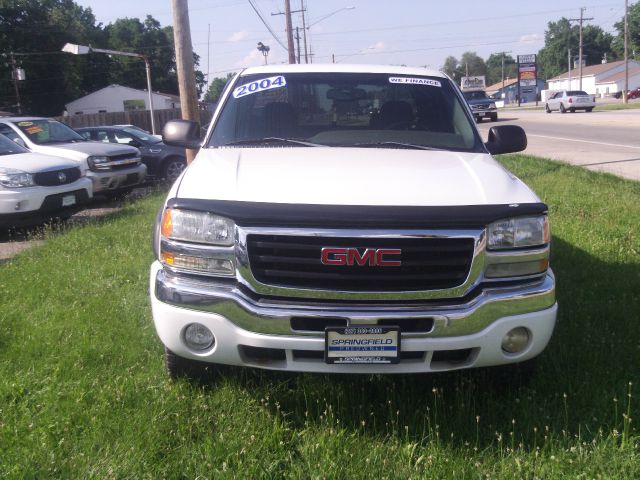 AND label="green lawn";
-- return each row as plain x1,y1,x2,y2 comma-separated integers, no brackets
1,156,639,478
